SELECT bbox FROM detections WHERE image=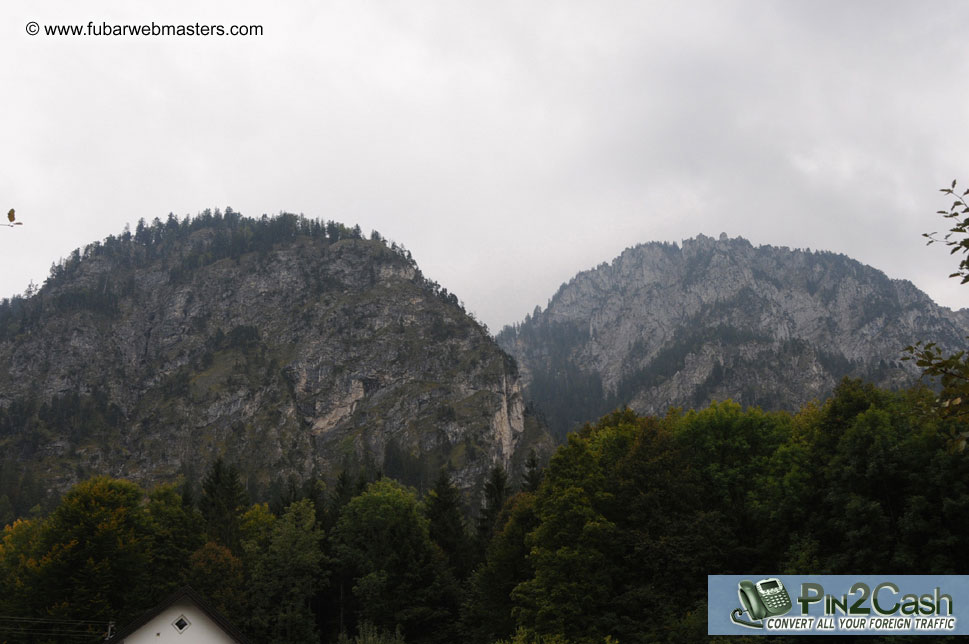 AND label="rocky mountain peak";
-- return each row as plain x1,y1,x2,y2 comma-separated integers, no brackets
0,213,550,513
498,235,968,438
